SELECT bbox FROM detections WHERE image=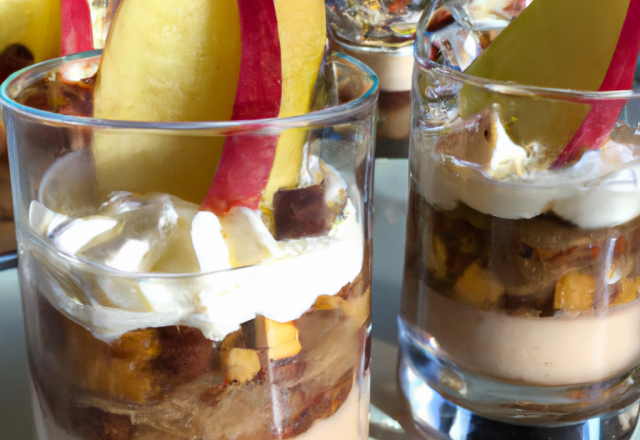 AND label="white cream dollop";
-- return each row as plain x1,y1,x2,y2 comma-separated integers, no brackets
419,115,640,229
30,165,364,340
